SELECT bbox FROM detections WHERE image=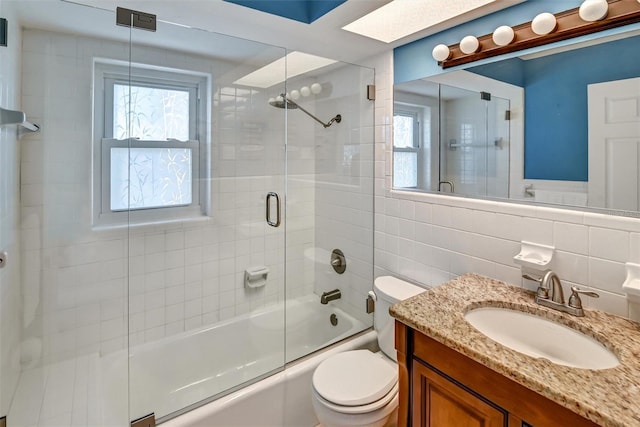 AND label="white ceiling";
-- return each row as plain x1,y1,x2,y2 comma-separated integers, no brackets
11,0,519,65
